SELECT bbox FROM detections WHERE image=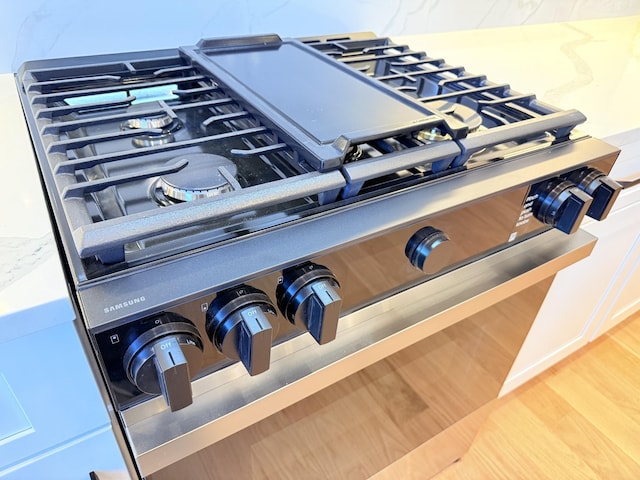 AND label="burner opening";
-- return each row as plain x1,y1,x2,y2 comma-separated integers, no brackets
152,153,240,204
